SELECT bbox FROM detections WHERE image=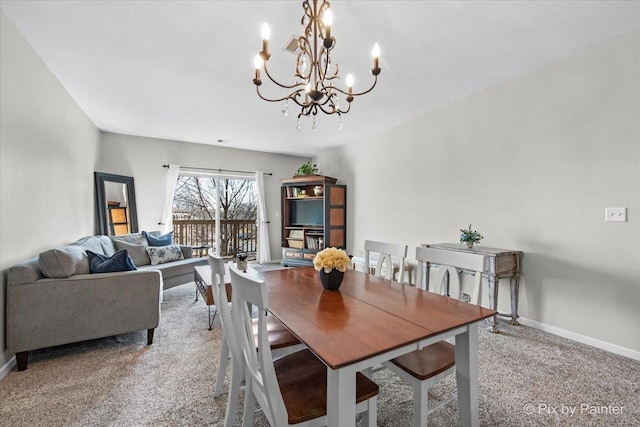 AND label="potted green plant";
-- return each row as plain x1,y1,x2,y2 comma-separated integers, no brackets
460,224,483,249
294,161,320,177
